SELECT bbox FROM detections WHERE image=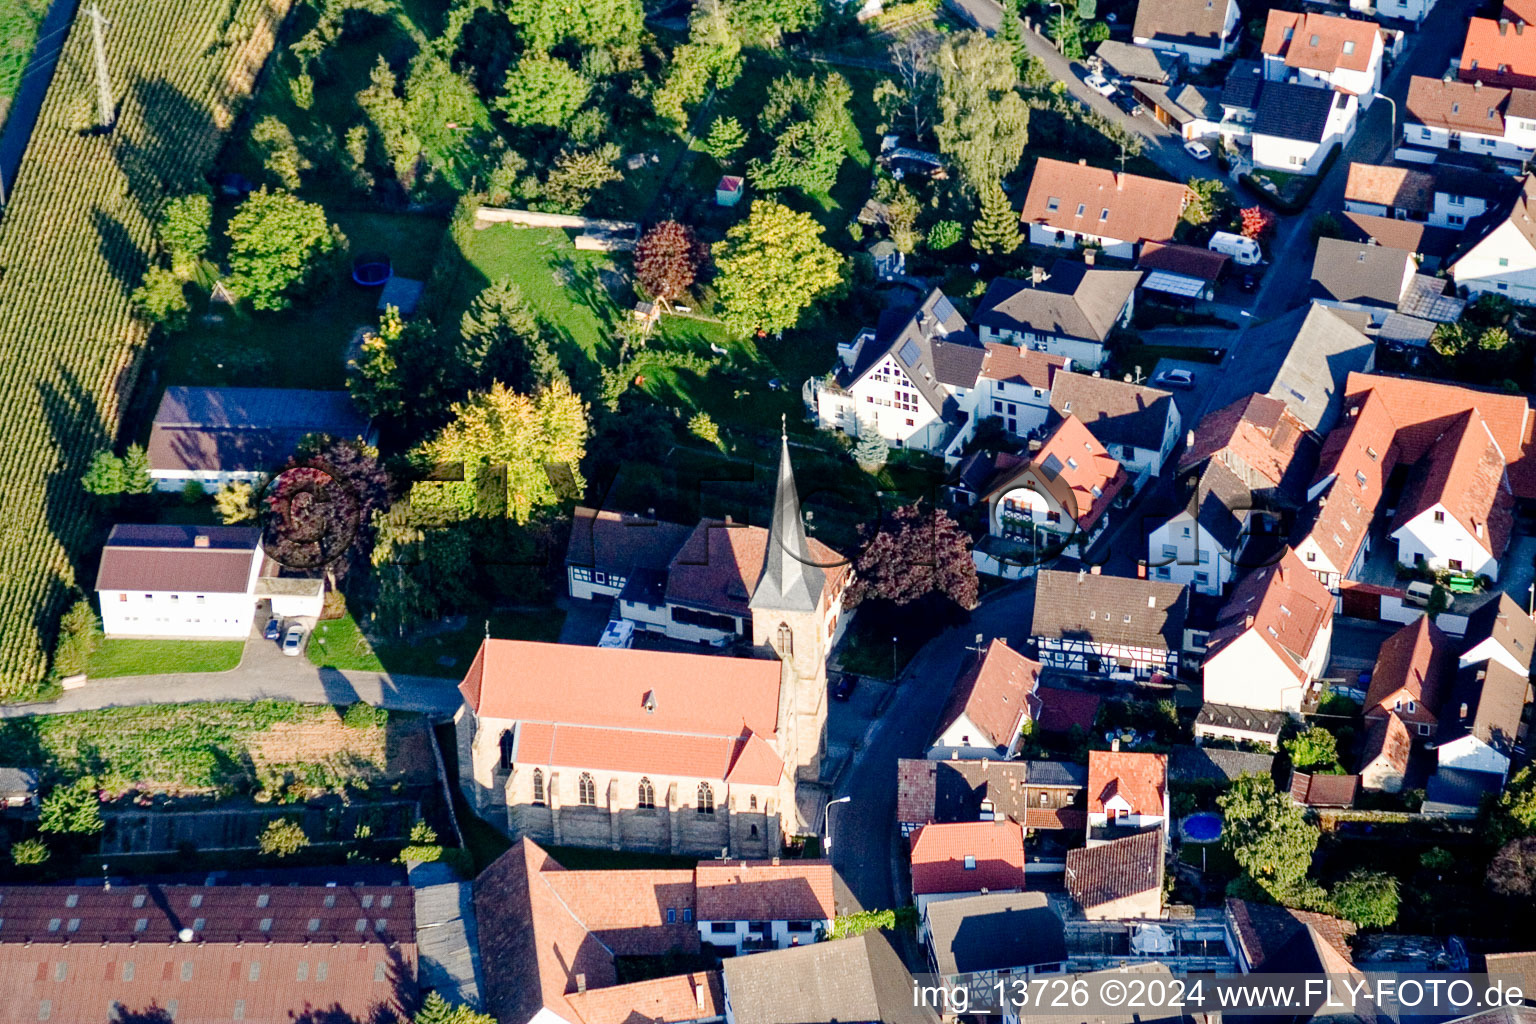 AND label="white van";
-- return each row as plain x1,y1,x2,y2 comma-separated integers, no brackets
1404,581,1435,608
1208,231,1262,266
